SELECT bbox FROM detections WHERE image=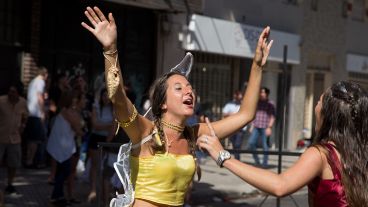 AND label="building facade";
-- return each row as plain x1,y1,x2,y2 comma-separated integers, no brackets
159,0,368,149
2,0,368,149
0,0,202,110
